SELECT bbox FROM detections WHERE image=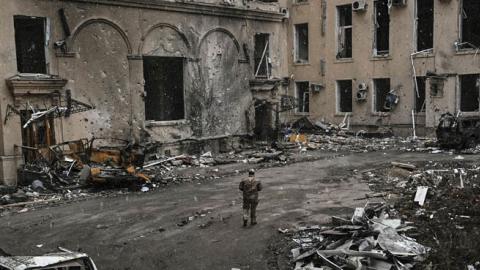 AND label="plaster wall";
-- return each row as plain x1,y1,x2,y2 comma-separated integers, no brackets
0,0,288,185
286,0,480,133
